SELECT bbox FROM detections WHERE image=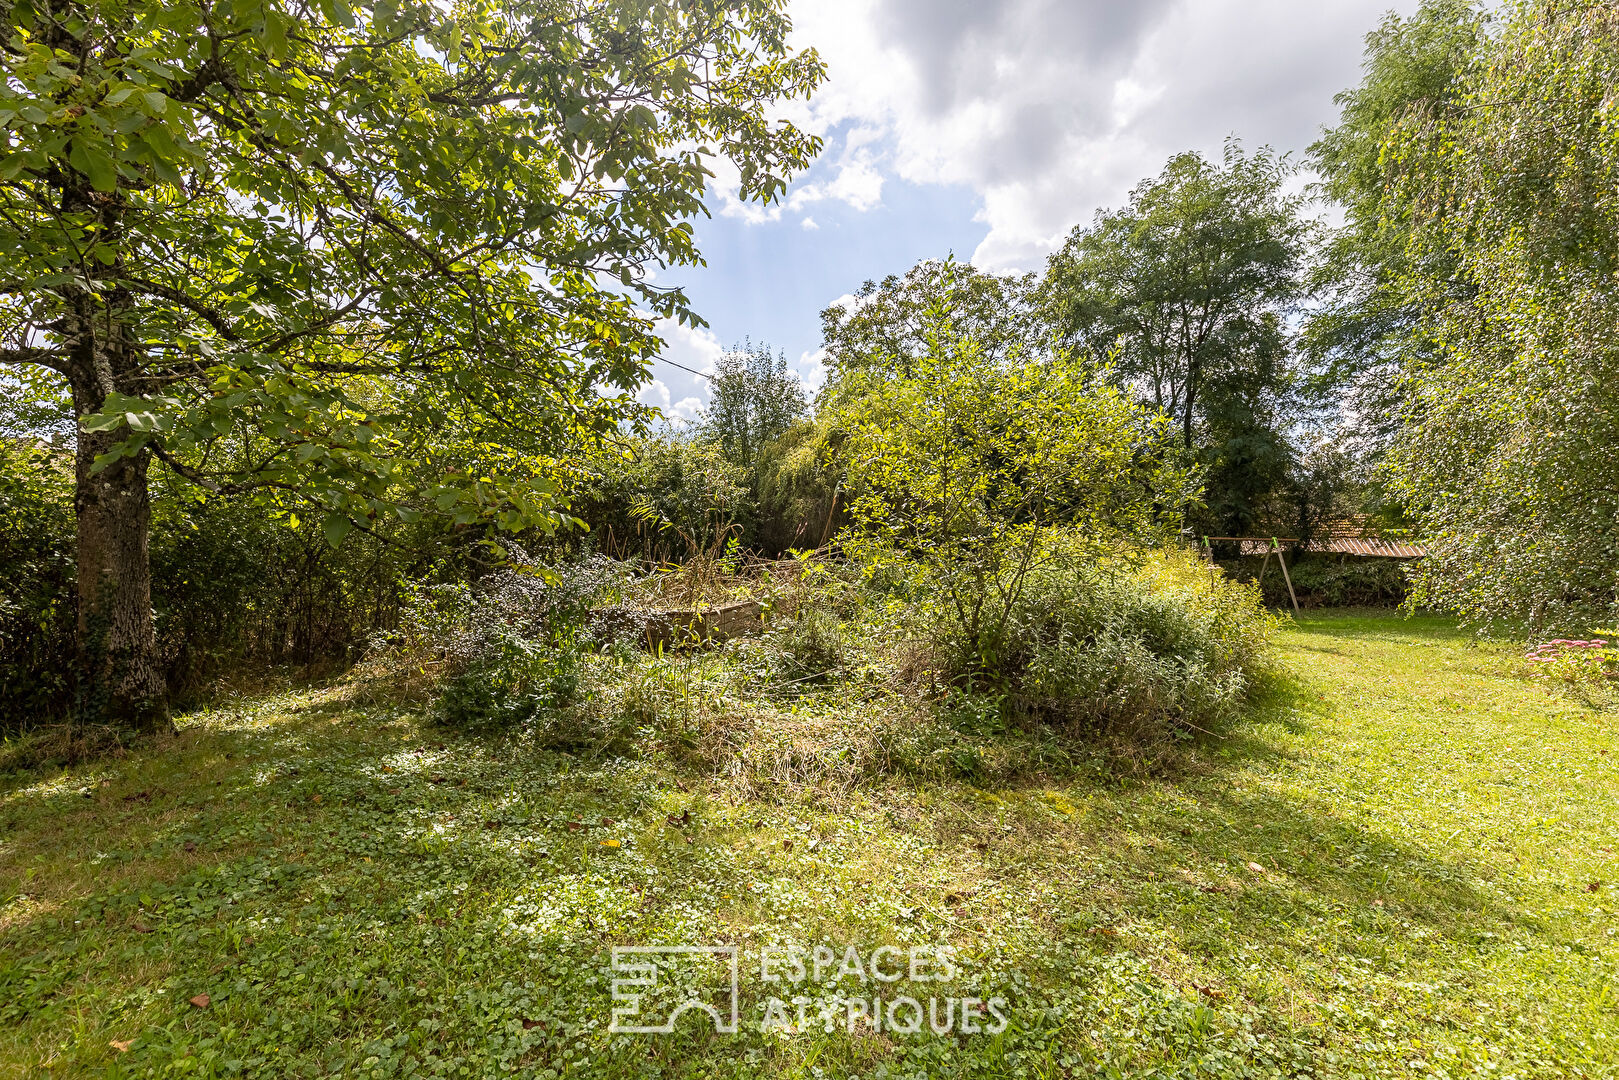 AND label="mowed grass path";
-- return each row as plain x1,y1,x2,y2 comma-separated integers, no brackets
1,613,1616,1078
